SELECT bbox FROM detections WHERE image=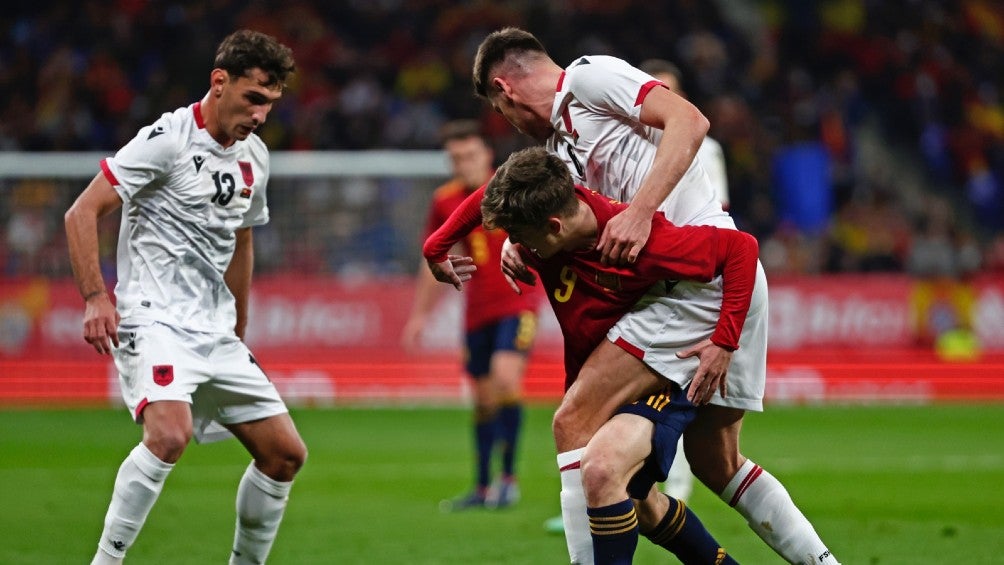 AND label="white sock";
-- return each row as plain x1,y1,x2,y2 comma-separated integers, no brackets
92,443,174,564
721,459,840,565
662,437,693,501
557,448,592,565
230,462,294,565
